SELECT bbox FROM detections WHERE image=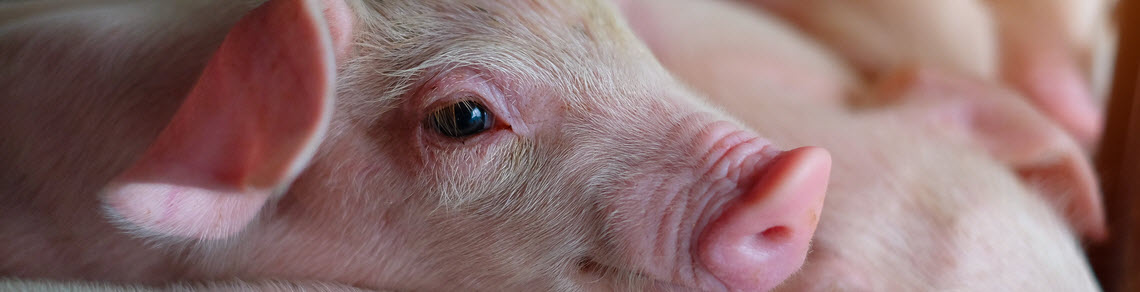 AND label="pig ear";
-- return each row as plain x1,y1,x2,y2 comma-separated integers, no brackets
101,0,353,239
872,67,1106,241
1002,40,1103,149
